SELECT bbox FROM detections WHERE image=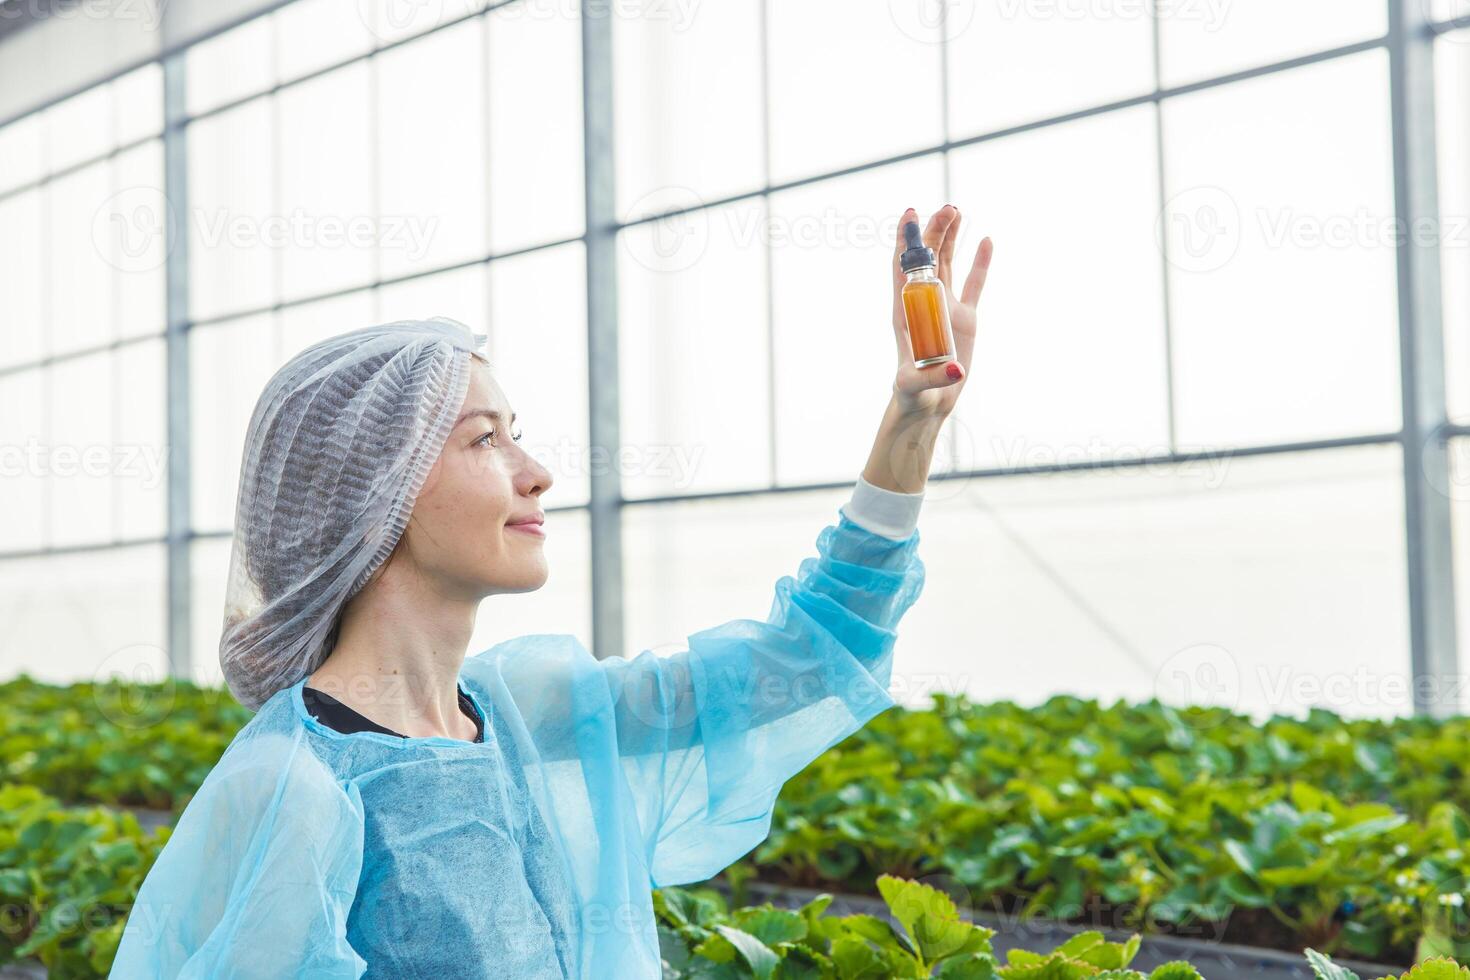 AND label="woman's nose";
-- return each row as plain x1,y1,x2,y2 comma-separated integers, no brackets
517,450,553,496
